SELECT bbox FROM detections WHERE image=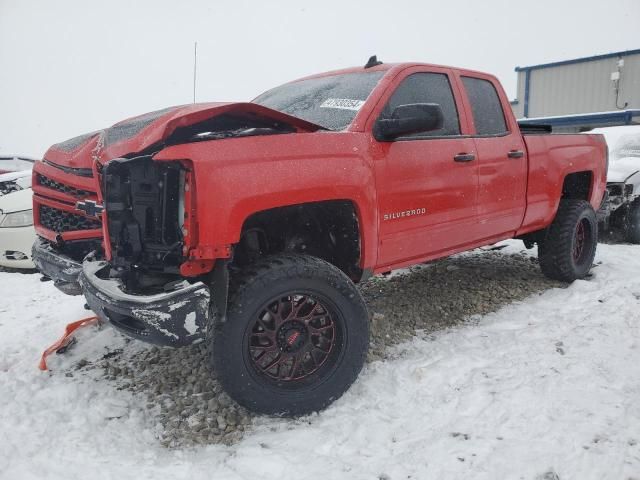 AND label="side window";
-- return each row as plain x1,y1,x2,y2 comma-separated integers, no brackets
381,73,460,137
461,76,508,135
